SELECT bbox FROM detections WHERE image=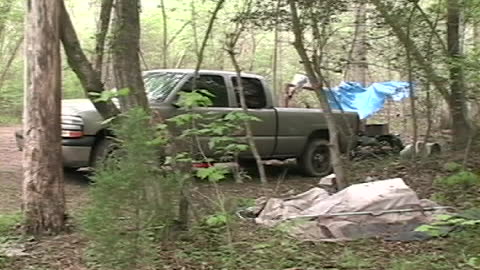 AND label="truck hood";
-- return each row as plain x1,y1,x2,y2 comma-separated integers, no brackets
62,99,97,115
62,99,104,135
